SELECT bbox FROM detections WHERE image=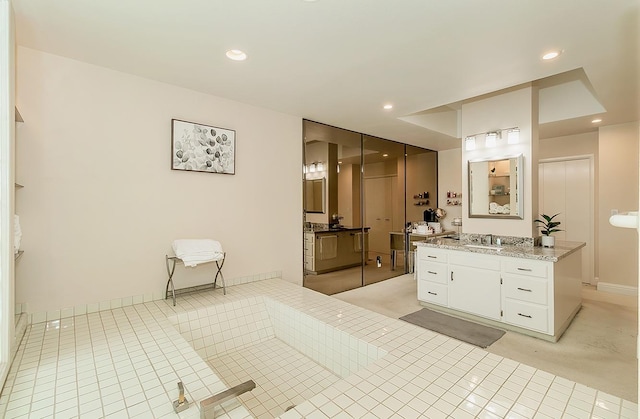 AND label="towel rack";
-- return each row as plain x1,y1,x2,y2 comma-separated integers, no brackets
165,253,226,306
